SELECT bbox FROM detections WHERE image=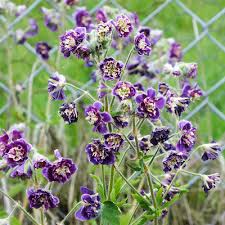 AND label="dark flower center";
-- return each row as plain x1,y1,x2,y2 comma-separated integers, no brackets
86,111,99,124
144,97,156,113
91,144,107,160
8,145,24,161
55,165,70,176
